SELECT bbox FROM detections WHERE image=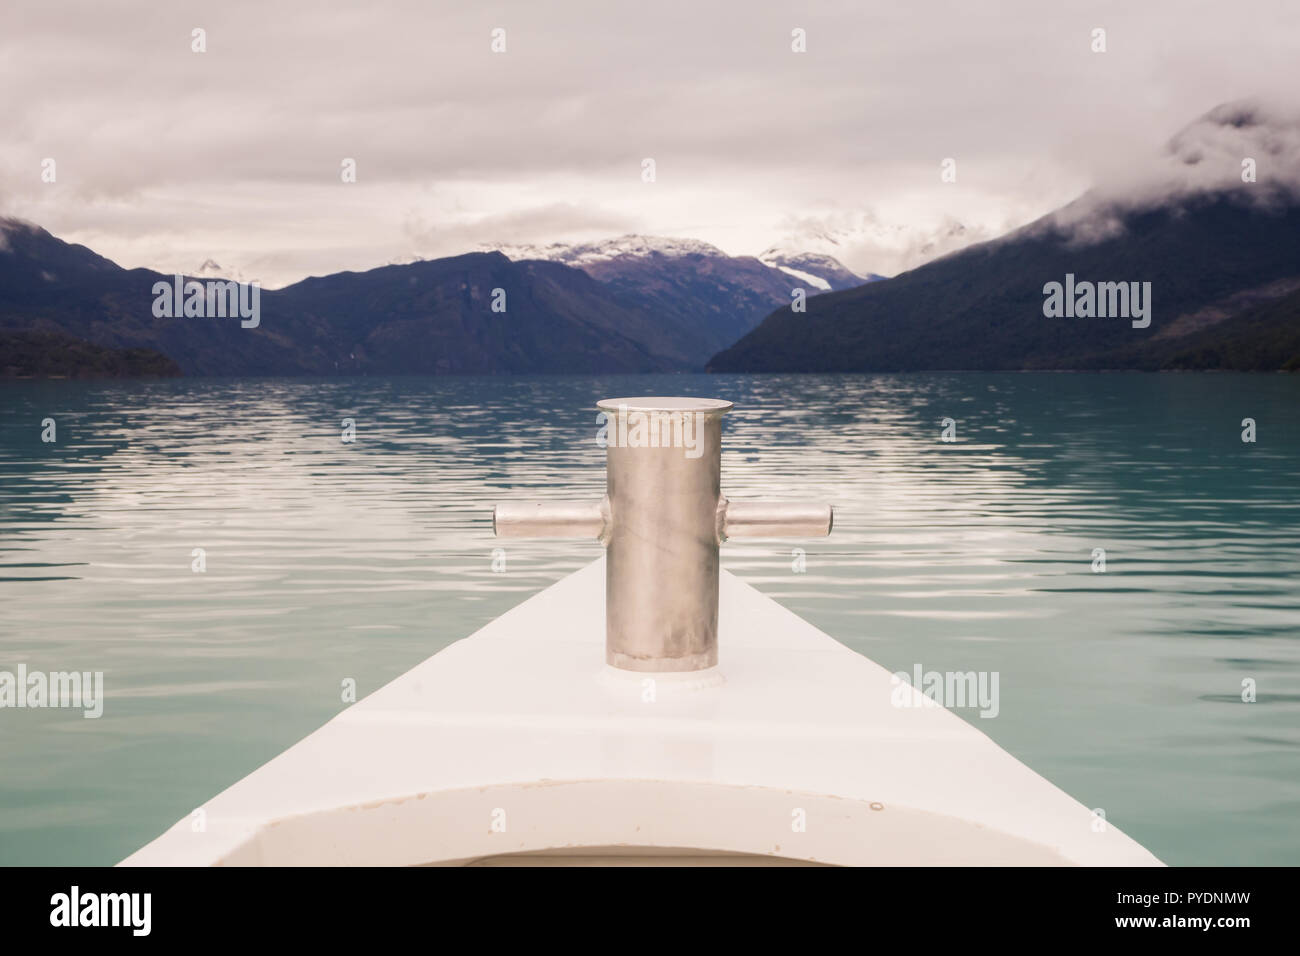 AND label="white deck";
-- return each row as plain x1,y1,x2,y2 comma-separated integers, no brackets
122,558,1162,866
